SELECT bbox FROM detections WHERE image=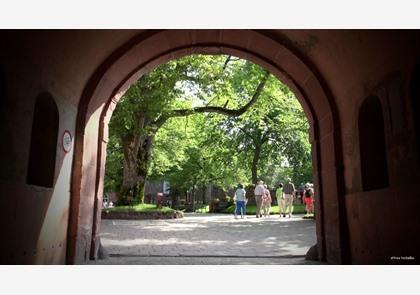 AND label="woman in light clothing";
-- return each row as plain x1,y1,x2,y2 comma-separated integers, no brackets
254,180,265,218
234,184,247,219
276,183,285,218
261,185,272,217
